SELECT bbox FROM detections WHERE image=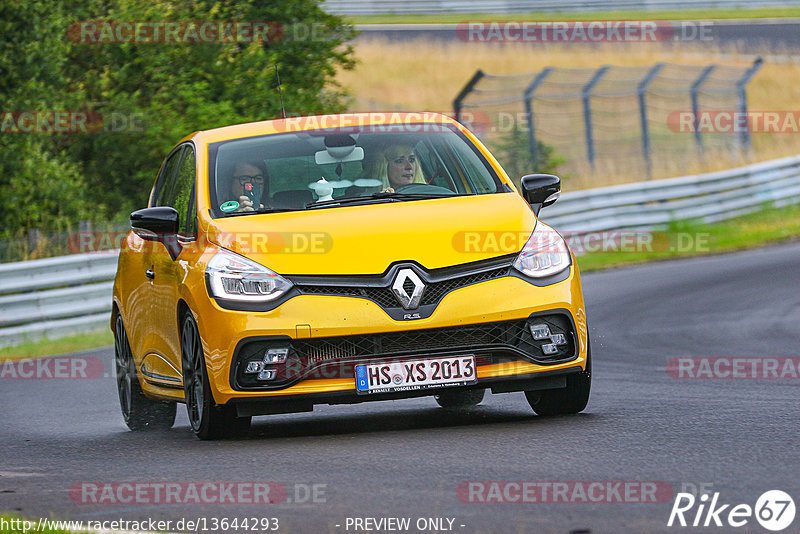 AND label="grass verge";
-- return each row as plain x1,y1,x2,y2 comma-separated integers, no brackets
0,329,112,361
348,7,800,24
576,201,800,272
